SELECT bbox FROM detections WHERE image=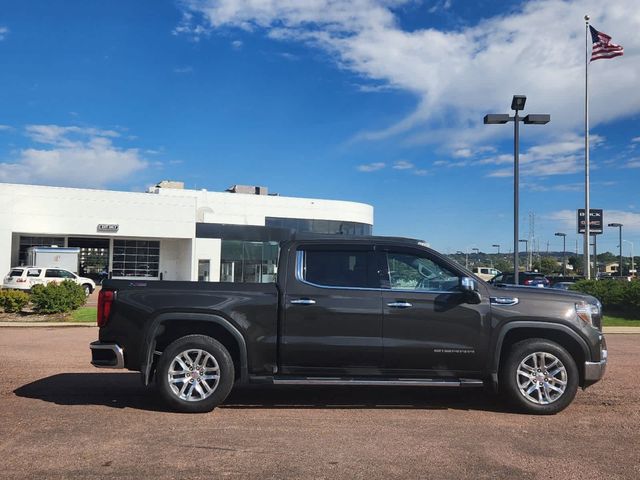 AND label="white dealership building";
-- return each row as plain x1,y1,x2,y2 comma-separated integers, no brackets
0,181,373,283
